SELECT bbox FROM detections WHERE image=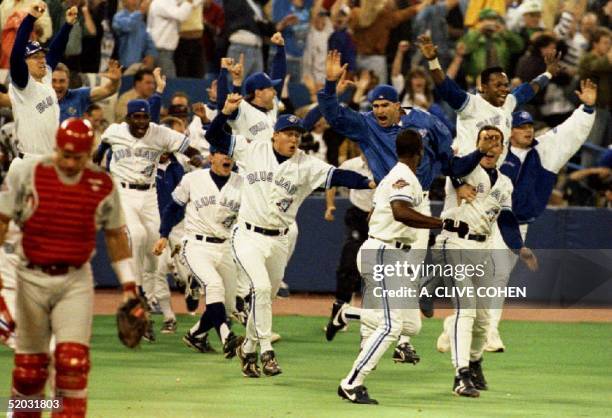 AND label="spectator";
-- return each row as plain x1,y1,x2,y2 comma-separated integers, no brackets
463,0,506,28
0,0,52,43
146,0,198,78
84,103,107,147
302,8,333,101
554,5,590,76
460,8,524,83
516,0,544,51
115,68,156,121
580,12,599,43
272,0,313,82
202,0,225,77
348,0,424,84
0,9,45,69
52,60,121,121
328,5,356,75
579,27,612,163
112,0,157,72
81,0,116,73
176,0,205,78
47,0,97,73
412,0,461,68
